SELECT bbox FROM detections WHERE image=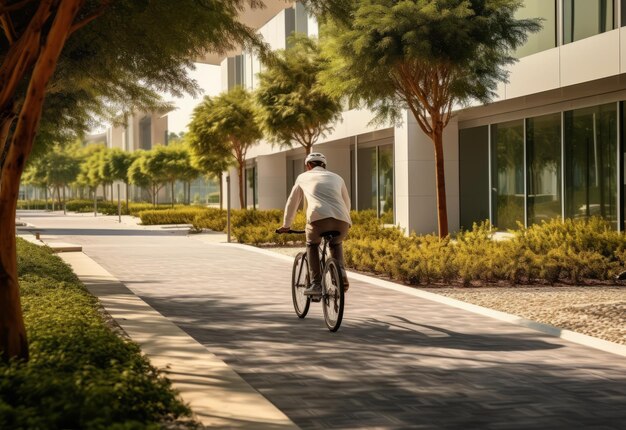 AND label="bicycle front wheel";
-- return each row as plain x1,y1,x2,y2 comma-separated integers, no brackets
322,258,345,332
291,252,311,318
